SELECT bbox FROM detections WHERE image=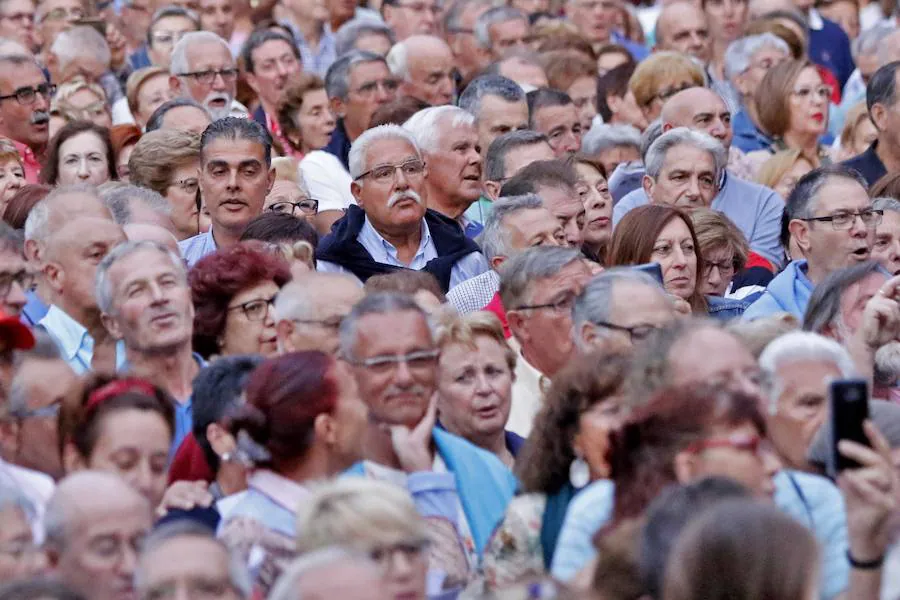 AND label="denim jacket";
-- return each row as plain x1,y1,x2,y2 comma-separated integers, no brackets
707,294,748,321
